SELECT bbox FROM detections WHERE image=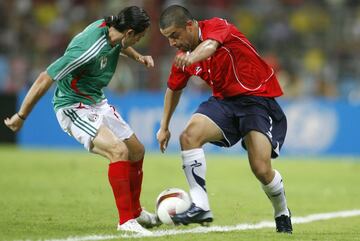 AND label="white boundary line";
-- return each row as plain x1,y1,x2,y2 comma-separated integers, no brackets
45,209,360,241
